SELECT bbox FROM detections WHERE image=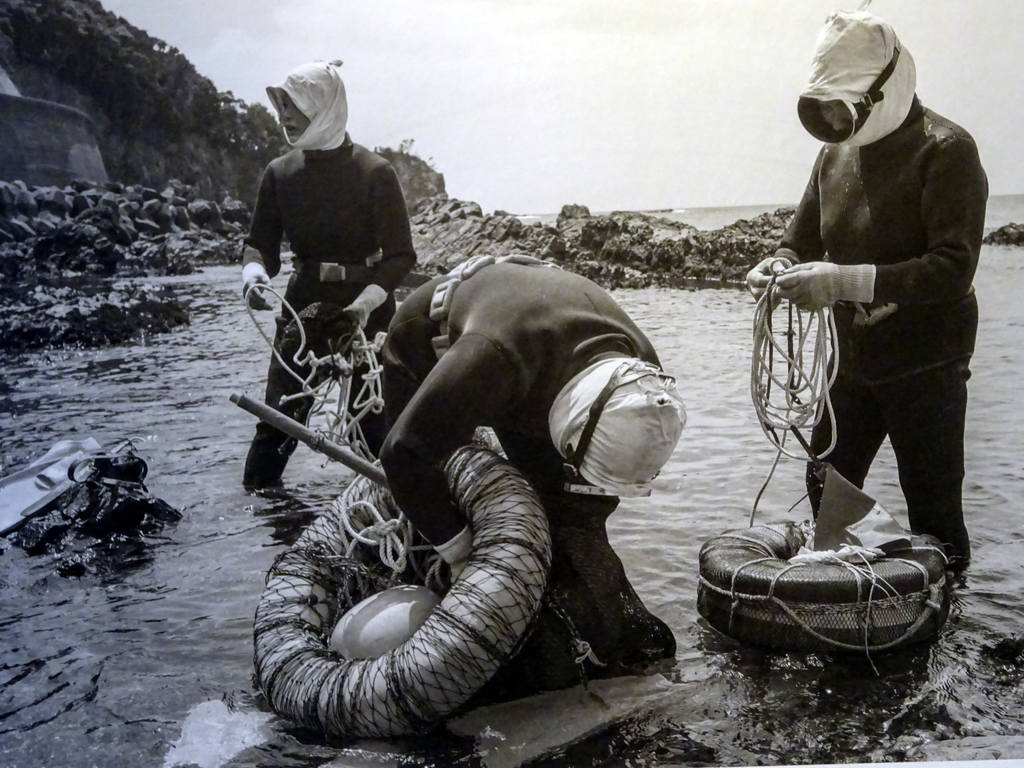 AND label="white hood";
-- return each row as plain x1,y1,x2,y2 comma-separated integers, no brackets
800,10,916,147
267,60,348,151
